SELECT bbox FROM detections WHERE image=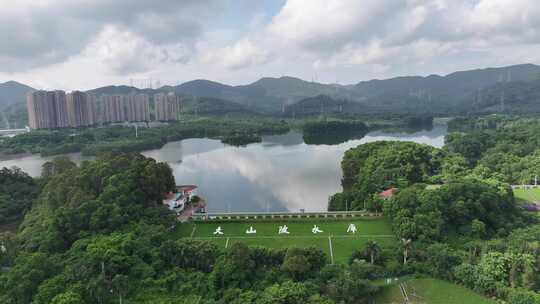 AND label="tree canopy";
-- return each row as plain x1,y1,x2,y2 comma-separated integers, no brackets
0,167,40,225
